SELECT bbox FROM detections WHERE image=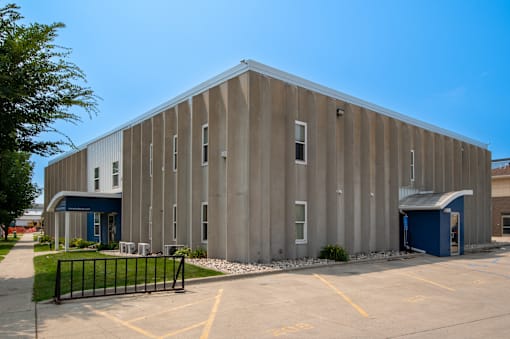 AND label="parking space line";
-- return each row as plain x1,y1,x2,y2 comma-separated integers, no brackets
127,297,215,323
314,274,369,318
200,288,224,339
162,320,207,338
398,272,455,292
84,304,158,339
